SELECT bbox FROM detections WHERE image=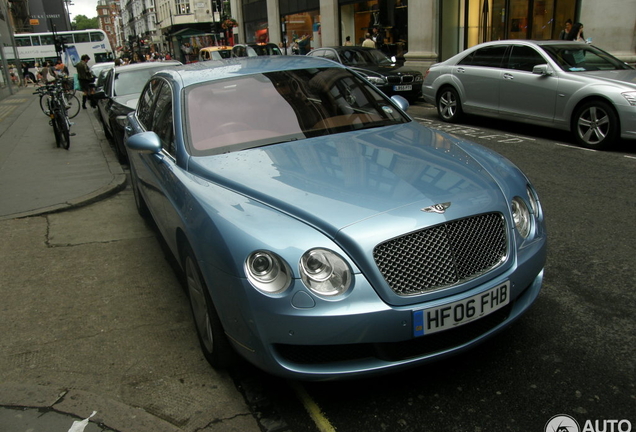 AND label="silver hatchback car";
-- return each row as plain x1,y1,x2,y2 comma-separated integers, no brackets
422,40,636,150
